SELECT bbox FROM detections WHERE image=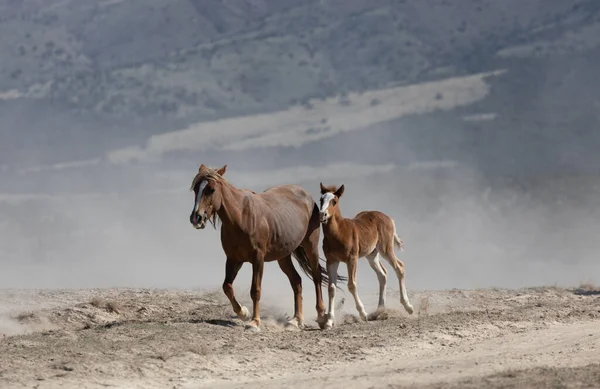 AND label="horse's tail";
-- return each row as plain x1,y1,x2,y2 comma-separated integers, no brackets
392,219,405,252
292,246,347,287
